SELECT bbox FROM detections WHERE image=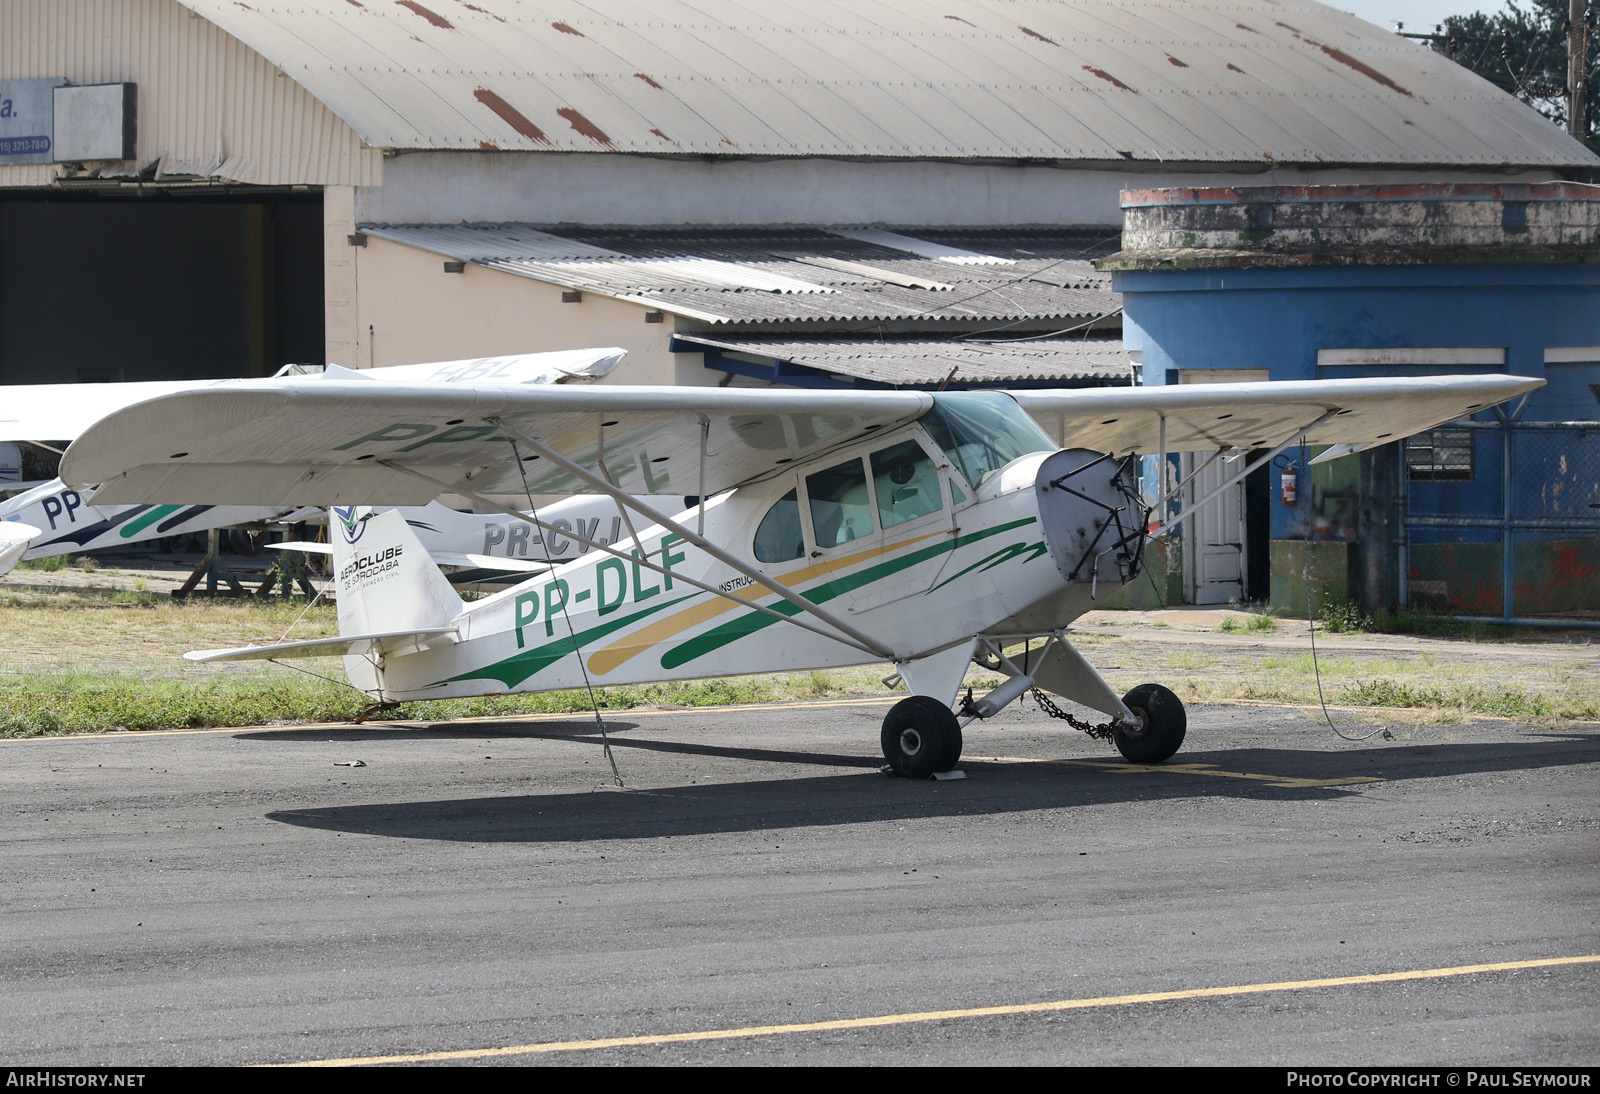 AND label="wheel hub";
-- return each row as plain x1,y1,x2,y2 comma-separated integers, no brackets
898,728,924,757
1119,706,1149,741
